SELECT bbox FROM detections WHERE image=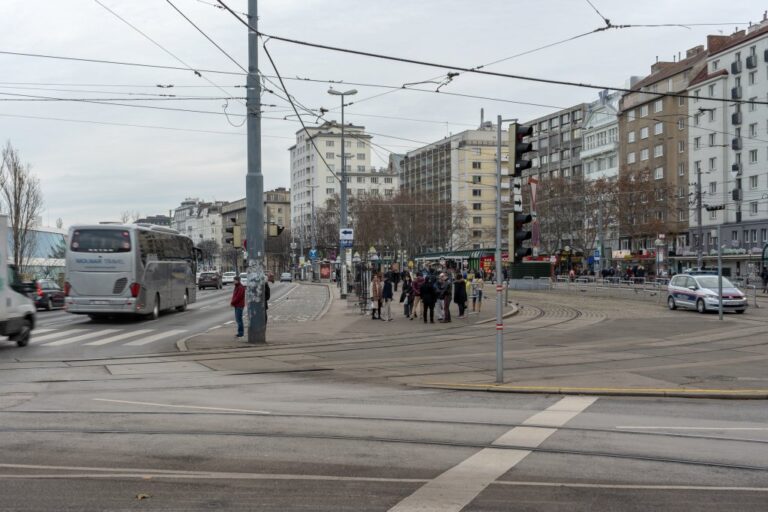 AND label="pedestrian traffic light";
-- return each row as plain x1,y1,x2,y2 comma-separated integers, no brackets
267,224,285,237
512,212,533,263
509,122,533,177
